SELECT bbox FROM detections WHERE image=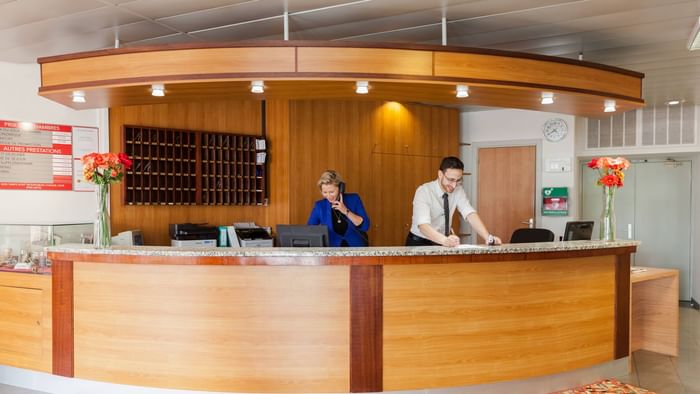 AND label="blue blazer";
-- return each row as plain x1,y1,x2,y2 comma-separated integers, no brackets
307,193,370,247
